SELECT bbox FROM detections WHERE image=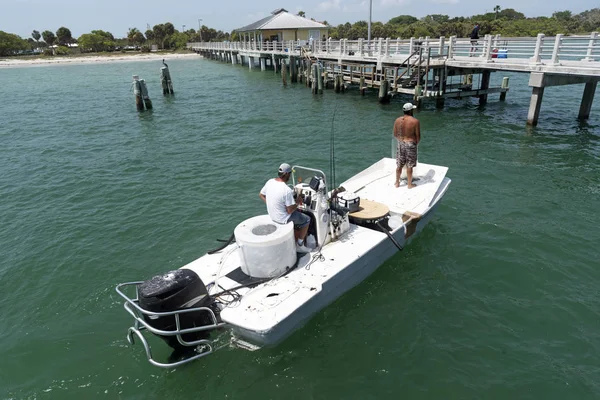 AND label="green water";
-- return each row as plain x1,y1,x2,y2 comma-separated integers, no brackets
1,57,599,399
